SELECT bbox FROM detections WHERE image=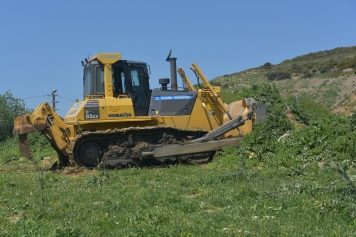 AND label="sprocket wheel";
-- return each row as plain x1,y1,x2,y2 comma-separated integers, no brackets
74,139,104,168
